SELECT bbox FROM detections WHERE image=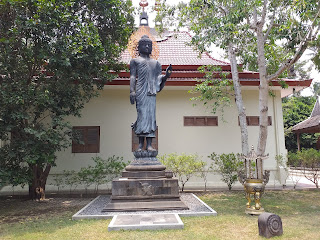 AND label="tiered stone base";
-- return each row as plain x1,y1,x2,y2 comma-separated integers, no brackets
102,151,188,212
